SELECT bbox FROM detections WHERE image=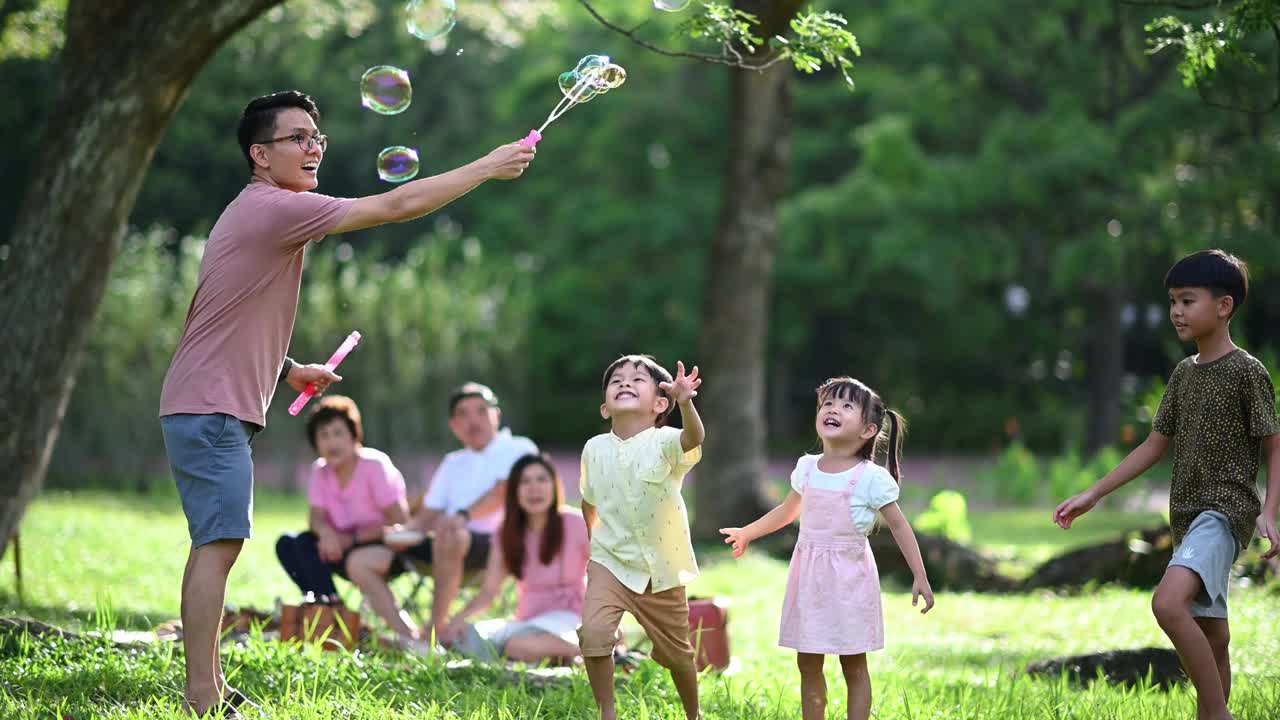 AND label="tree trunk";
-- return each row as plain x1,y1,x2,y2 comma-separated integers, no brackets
692,45,794,539
0,0,282,548
1084,273,1125,454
